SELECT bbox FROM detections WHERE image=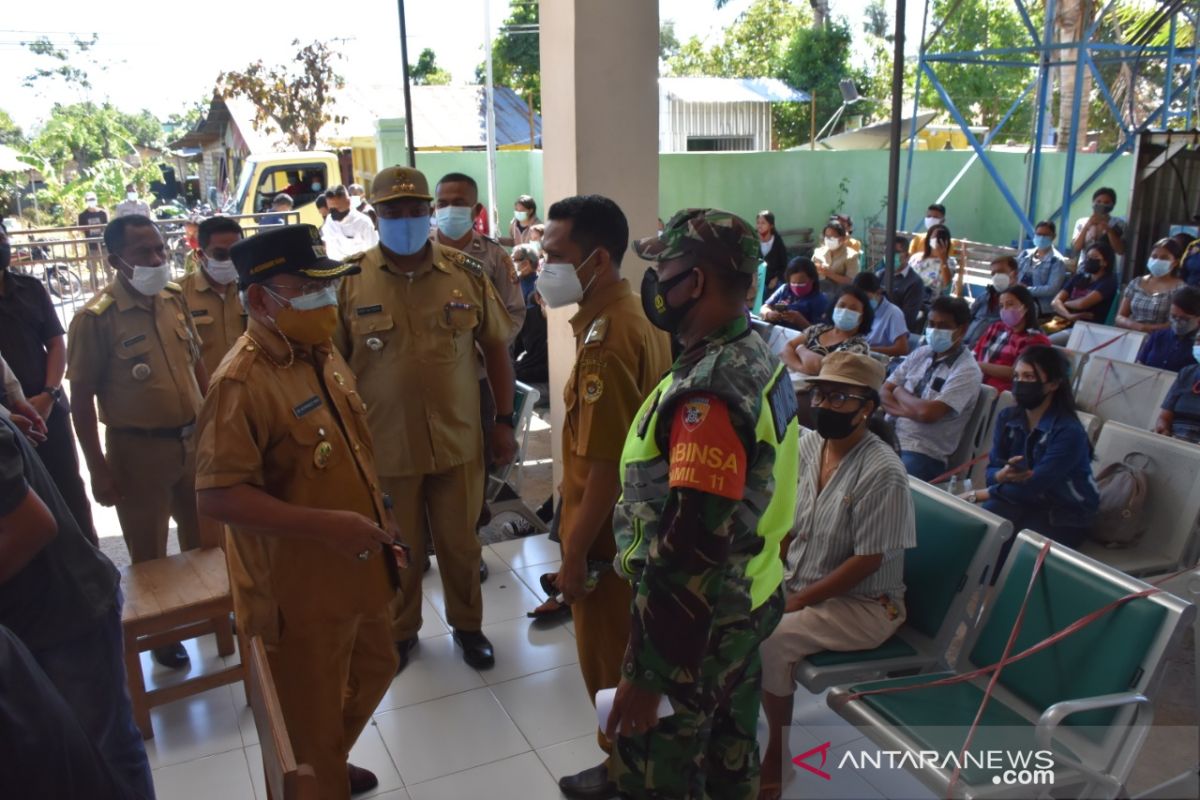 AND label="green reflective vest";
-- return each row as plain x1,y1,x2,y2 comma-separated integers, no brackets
613,332,799,611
